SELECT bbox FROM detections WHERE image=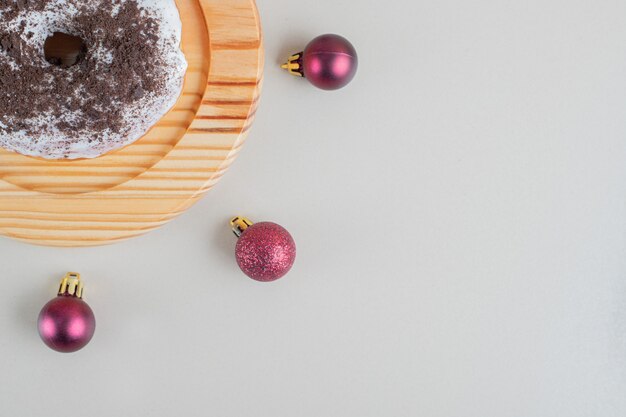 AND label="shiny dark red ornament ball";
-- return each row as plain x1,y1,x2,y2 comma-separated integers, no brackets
282,34,358,90
231,217,296,282
37,273,95,353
